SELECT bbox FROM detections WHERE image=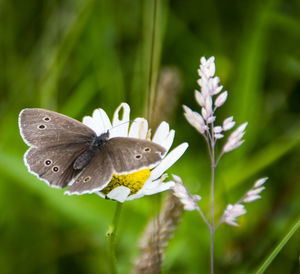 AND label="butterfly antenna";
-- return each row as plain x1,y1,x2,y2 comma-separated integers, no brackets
109,119,136,131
